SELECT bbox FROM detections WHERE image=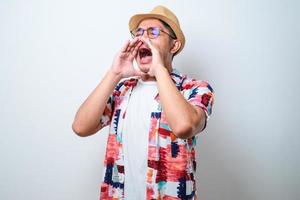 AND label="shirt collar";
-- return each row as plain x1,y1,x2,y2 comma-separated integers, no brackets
169,68,184,88
128,68,183,87
124,68,184,103
153,68,184,102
